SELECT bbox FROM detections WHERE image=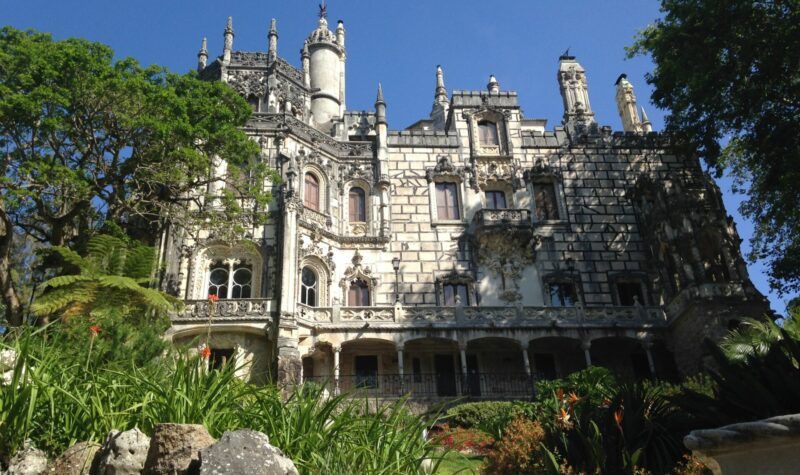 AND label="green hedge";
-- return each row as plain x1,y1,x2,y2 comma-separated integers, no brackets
445,401,532,439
